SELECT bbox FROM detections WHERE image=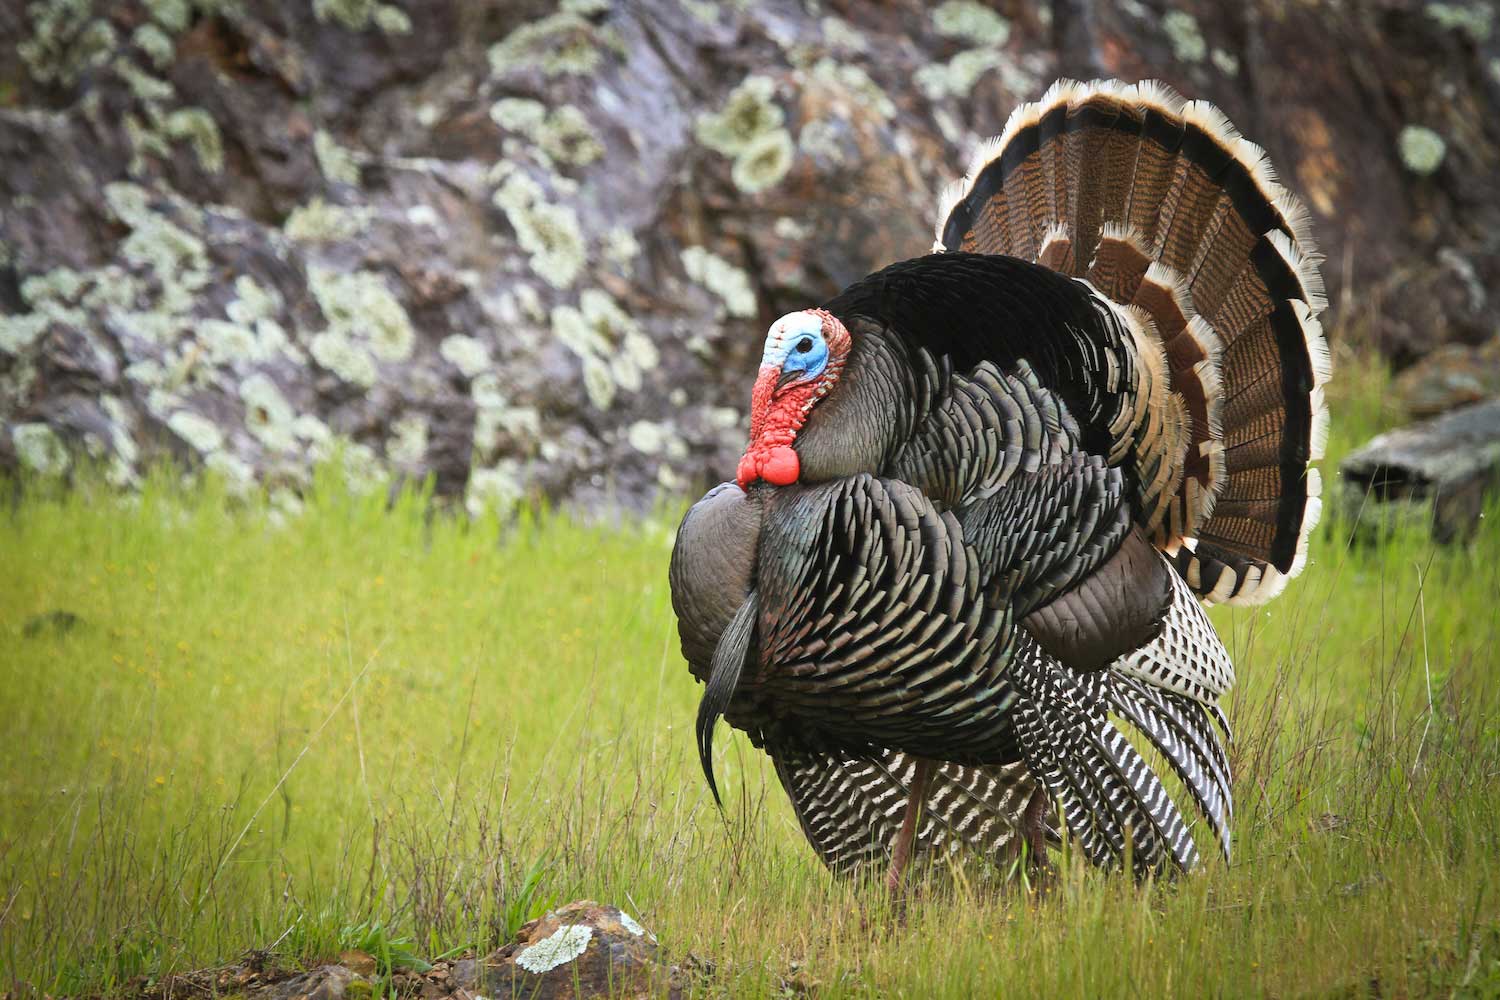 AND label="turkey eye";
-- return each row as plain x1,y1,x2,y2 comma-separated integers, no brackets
795,337,814,353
